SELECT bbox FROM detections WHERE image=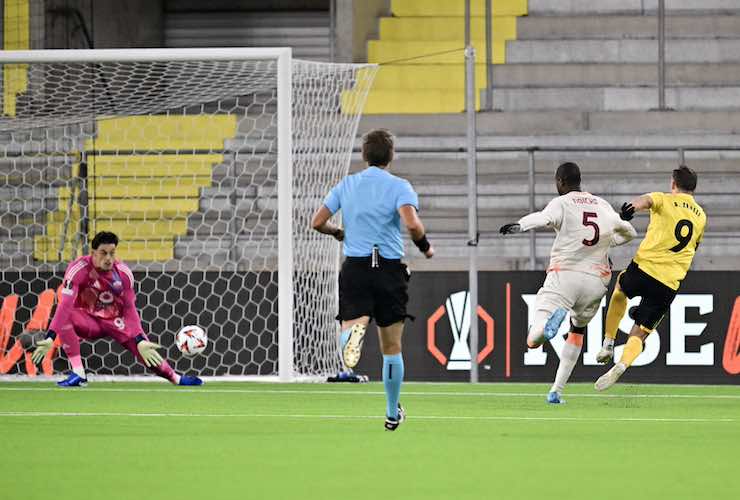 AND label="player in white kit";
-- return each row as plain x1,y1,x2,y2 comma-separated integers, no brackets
500,163,637,403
